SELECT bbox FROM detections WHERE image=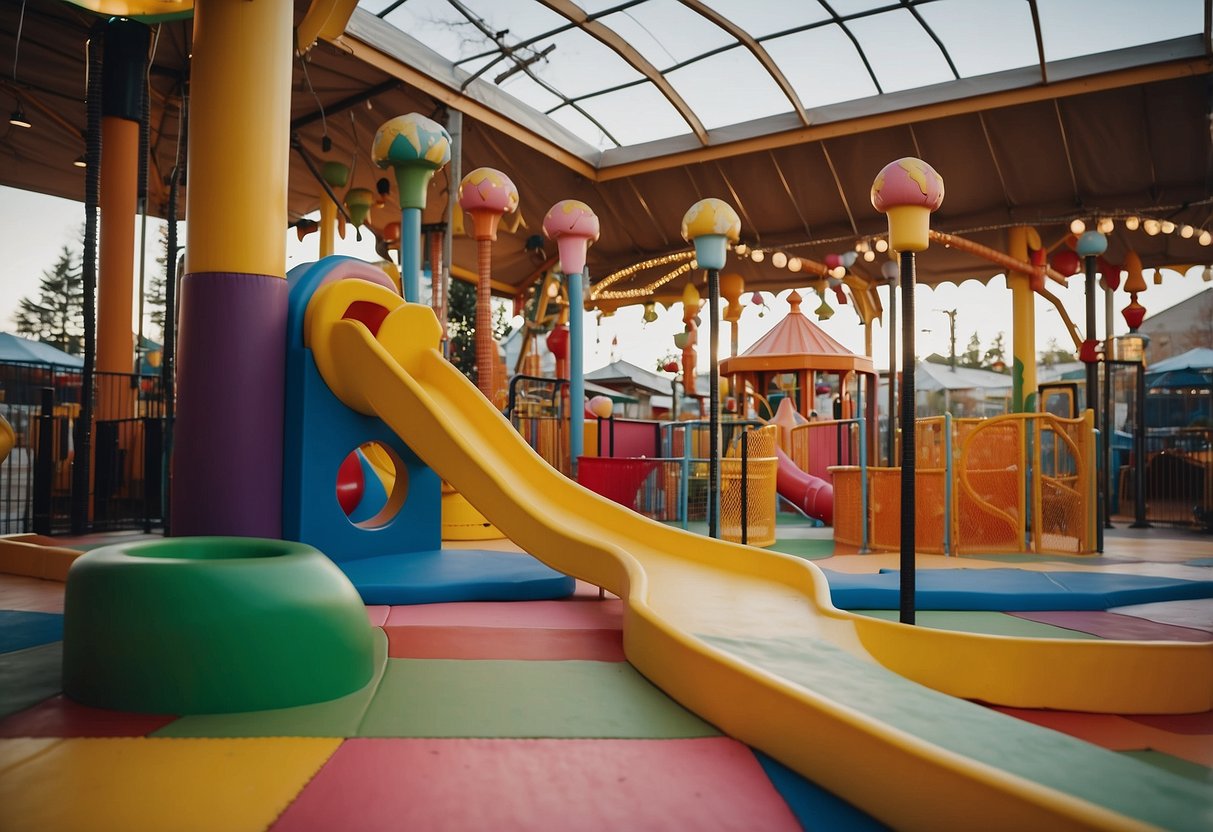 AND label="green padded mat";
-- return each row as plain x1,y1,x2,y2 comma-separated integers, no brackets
852,610,1100,639
154,630,389,738
357,659,719,739
0,642,62,719
702,633,1212,831
1118,750,1213,784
